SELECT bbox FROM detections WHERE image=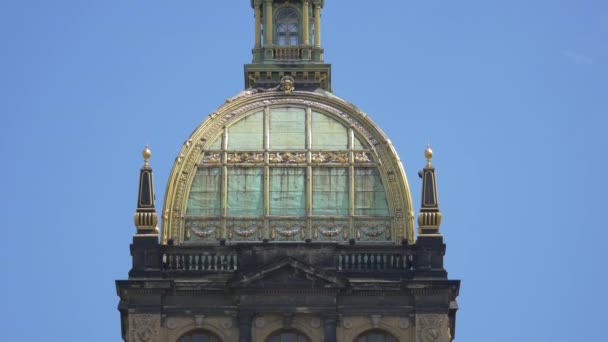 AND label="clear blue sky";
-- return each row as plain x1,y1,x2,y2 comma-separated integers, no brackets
0,1,606,341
